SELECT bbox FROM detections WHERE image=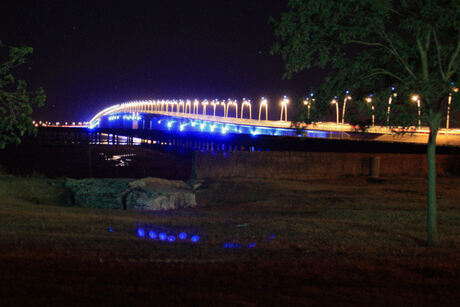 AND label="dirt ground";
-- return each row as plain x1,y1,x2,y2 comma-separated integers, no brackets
0,174,459,306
